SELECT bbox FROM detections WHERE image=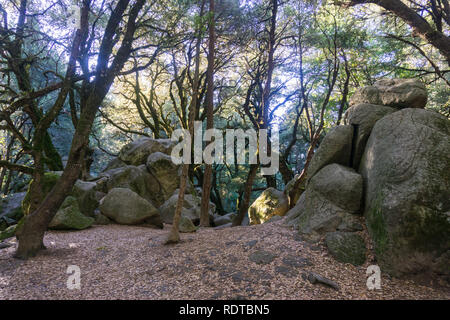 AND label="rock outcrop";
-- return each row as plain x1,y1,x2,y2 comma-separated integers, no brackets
118,138,174,166
99,188,161,226
0,192,26,231
7,136,216,235
288,164,363,242
360,108,450,278
248,188,289,225
286,78,449,281
349,78,427,109
49,197,94,230
159,190,215,225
